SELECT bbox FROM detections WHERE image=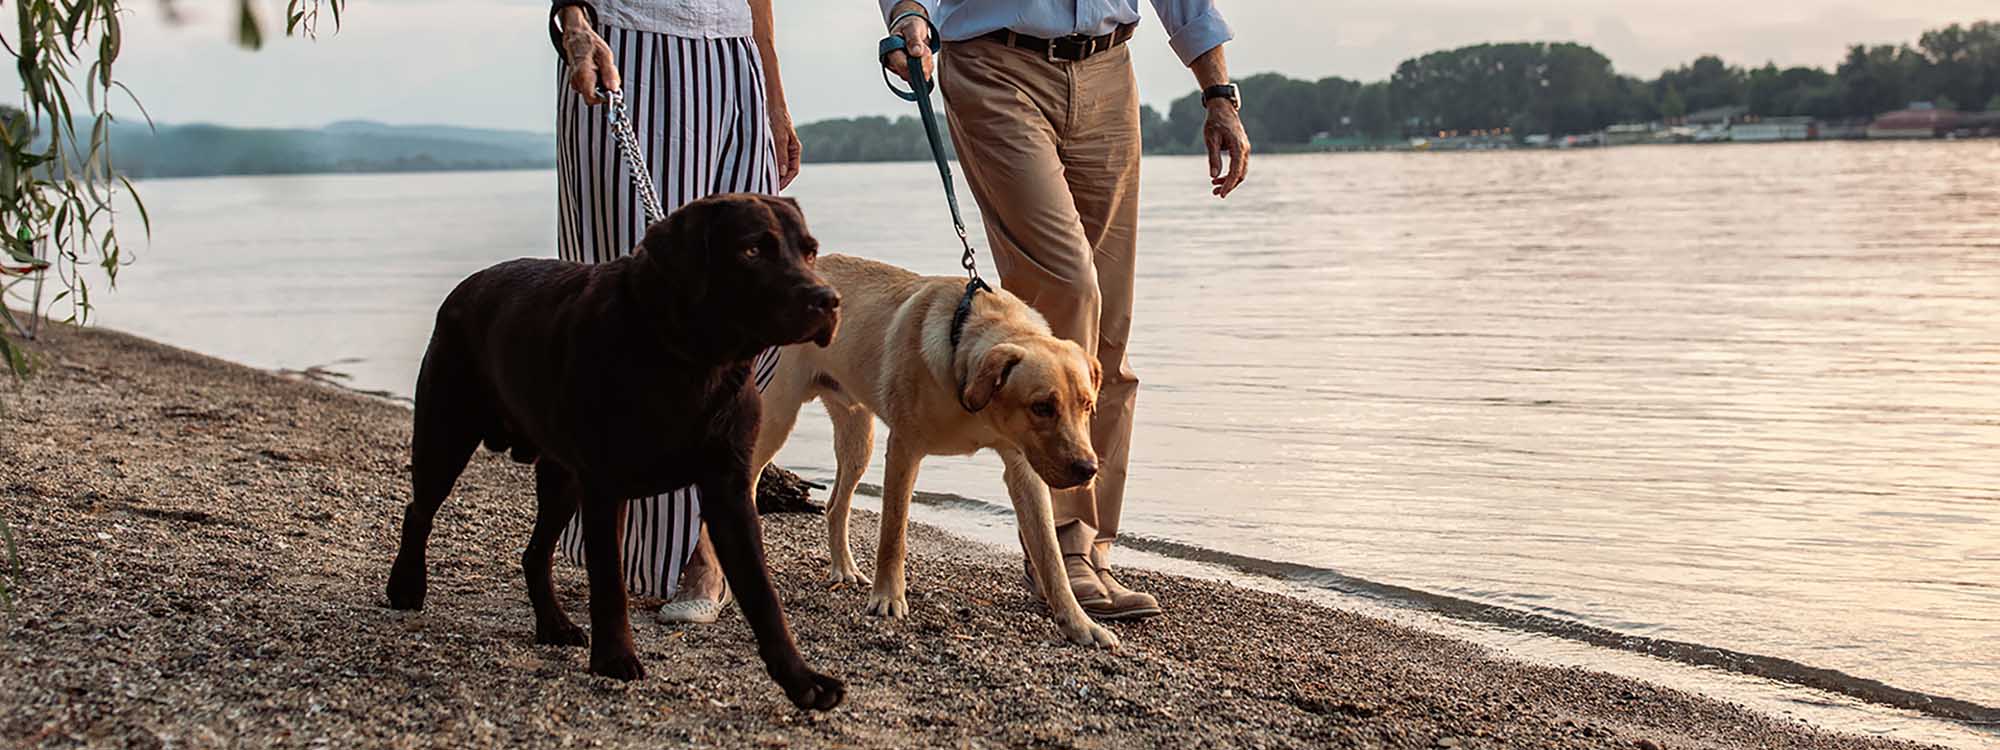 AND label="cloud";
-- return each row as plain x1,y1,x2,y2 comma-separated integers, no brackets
96,1,552,129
